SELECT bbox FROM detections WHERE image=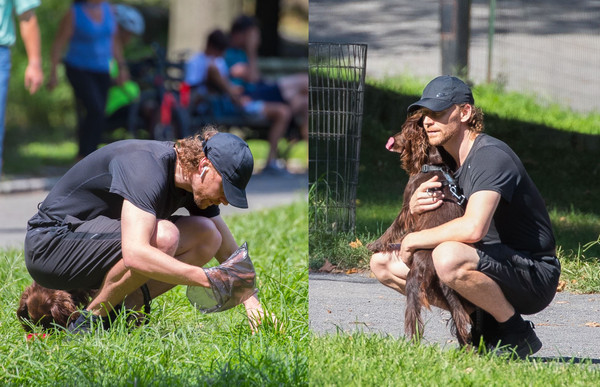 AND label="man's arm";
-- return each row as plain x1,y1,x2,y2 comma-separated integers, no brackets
47,9,74,90
18,9,43,94
209,214,269,330
121,199,211,287
399,190,501,263
111,23,129,85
